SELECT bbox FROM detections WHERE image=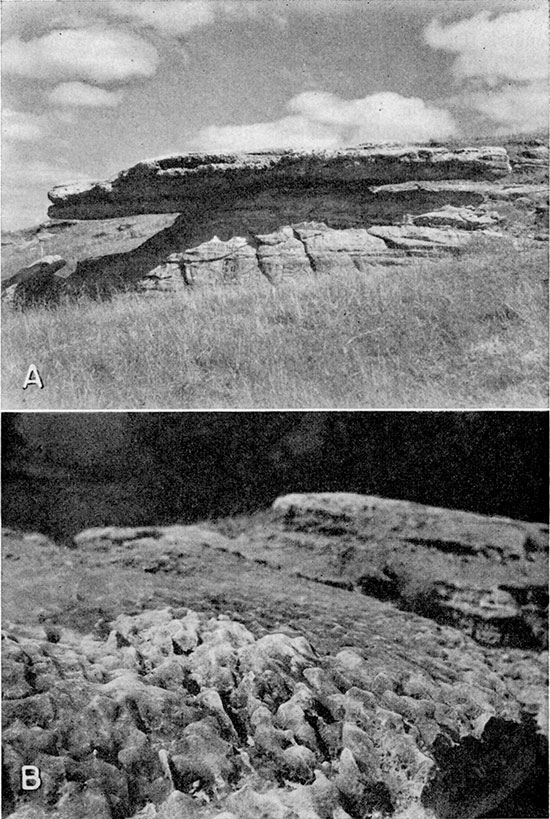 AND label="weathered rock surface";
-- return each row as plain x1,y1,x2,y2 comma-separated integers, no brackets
139,259,187,293
2,508,548,818
6,140,549,306
133,219,463,293
510,144,549,170
255,226,312,280
47,146,512,220
0,255,67,306
367,224,472,254
180,236,258,284
293,222,395,272
410,205,501,231
2,604,543,819
227,493,547,651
